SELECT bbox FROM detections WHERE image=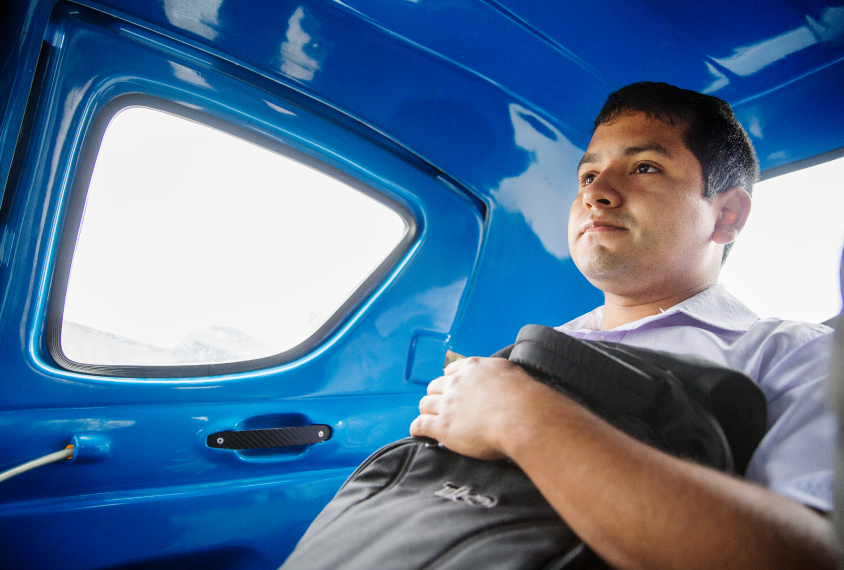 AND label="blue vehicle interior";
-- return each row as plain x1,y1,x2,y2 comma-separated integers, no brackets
1,1,843,568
